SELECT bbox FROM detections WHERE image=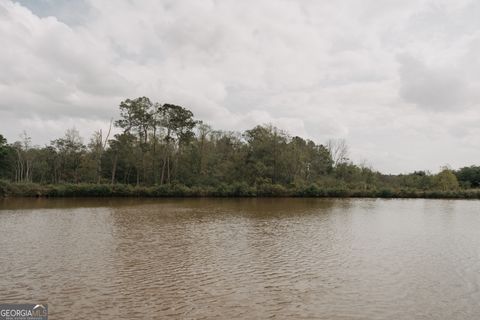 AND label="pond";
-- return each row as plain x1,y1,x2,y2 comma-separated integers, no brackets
1,198,479,319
